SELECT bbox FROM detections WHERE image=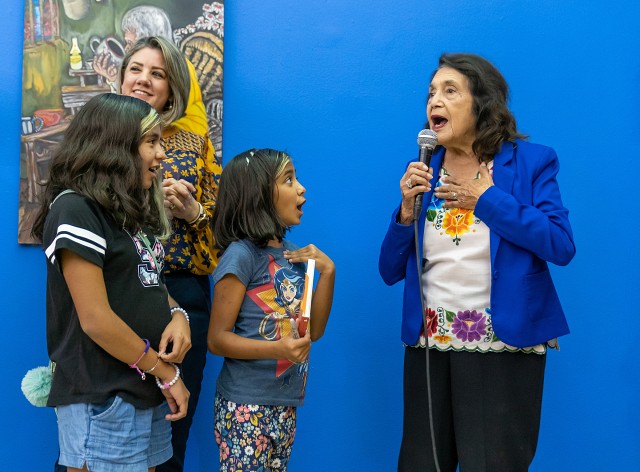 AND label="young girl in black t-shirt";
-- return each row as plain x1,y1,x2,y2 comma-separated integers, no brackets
32,93,191,472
